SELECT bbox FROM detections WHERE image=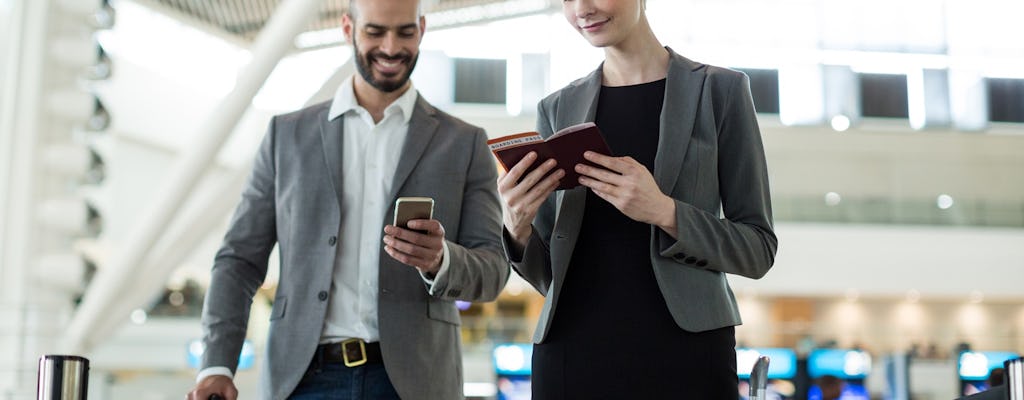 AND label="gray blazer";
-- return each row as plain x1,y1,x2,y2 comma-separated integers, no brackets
507,48,777,343
201,94,510,400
